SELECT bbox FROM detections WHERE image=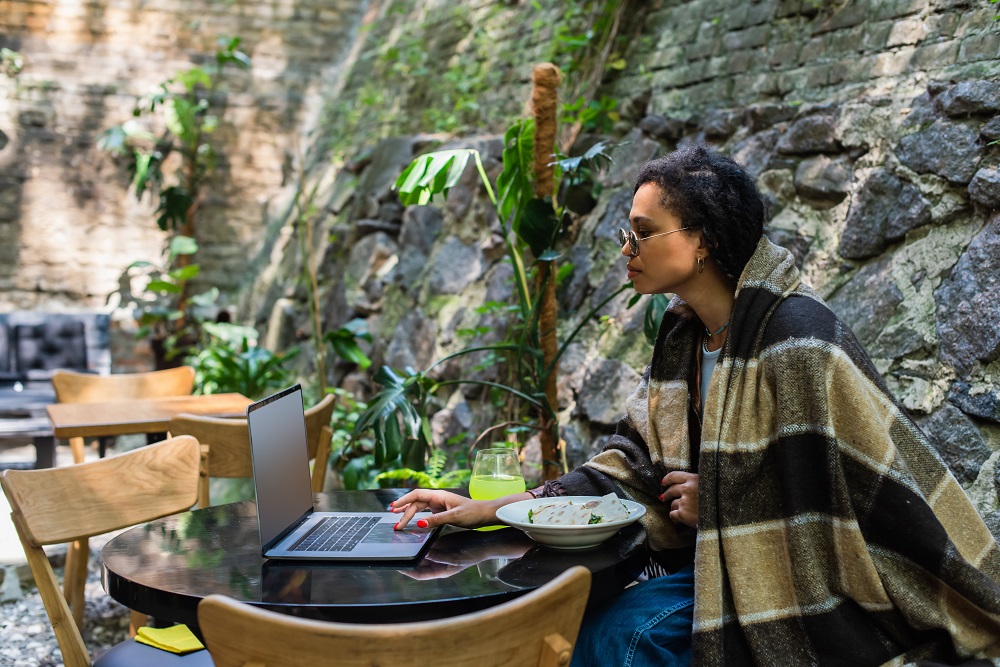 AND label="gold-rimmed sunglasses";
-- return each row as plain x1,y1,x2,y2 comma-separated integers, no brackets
617,227,693,257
